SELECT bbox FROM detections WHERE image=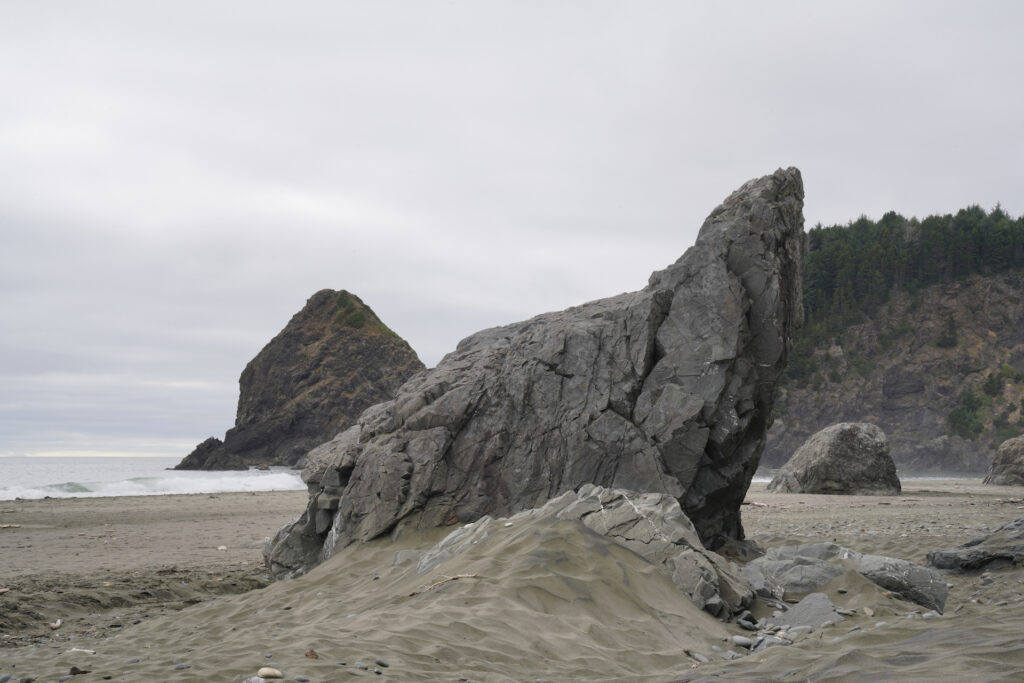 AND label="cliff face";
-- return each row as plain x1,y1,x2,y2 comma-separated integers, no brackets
764,272,1024,473
175,290,424,470
265,168,806,579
